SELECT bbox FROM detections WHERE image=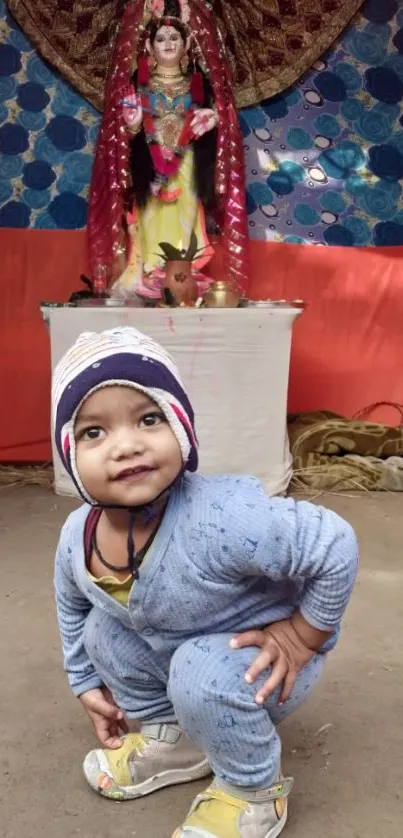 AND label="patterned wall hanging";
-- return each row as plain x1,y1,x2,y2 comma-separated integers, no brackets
1,0,403,247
